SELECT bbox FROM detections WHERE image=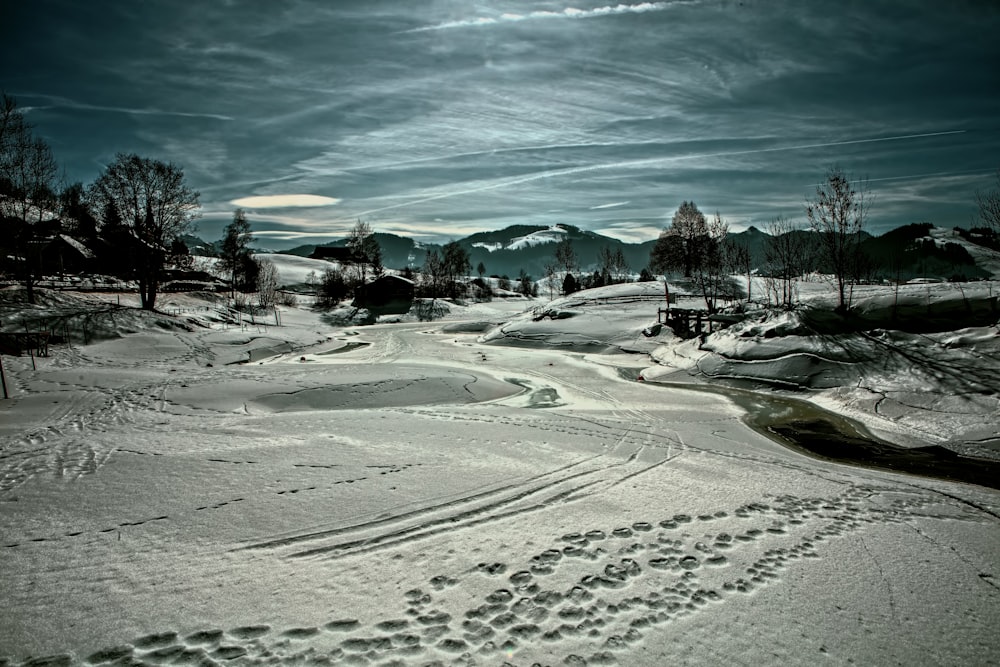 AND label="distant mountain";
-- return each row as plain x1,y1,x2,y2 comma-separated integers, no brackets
179,234,217,256
461,224,643,278
275,223,995,282
282,225,648,278
283,233,429,269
